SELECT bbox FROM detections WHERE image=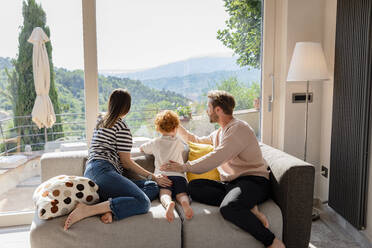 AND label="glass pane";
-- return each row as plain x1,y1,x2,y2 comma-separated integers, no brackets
0,0,84,216
97,0,262,143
